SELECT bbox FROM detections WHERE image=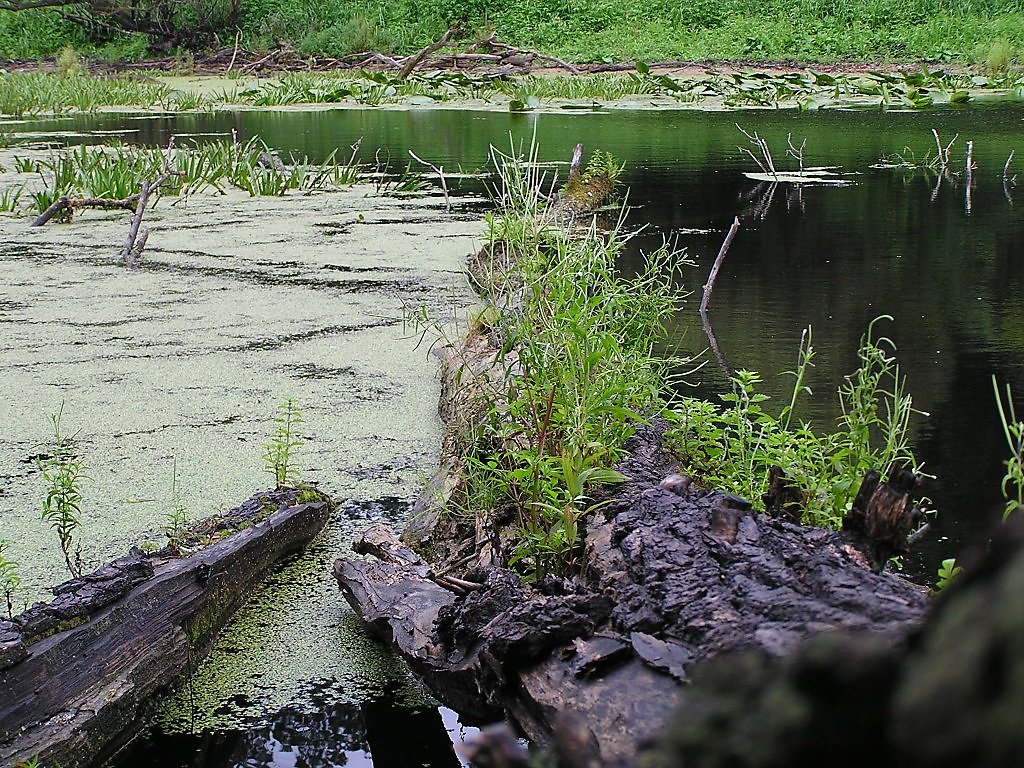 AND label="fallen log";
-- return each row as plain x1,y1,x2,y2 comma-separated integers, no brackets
0,487,332,768
335,427,929,764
